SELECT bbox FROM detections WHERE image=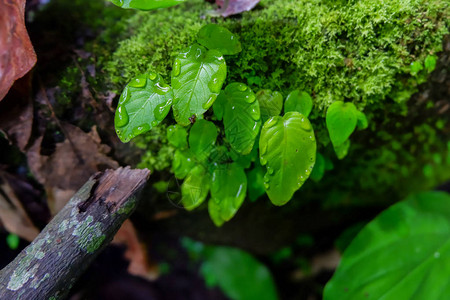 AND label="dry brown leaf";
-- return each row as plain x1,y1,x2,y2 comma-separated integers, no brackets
0,176,40,241
0,74,34,151
0,0,37,101
113,220,158,281
27,123,119,191
216,0,260,17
